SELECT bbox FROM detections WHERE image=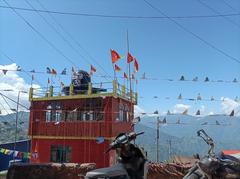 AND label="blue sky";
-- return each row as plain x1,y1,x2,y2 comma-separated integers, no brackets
0,0,240,115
